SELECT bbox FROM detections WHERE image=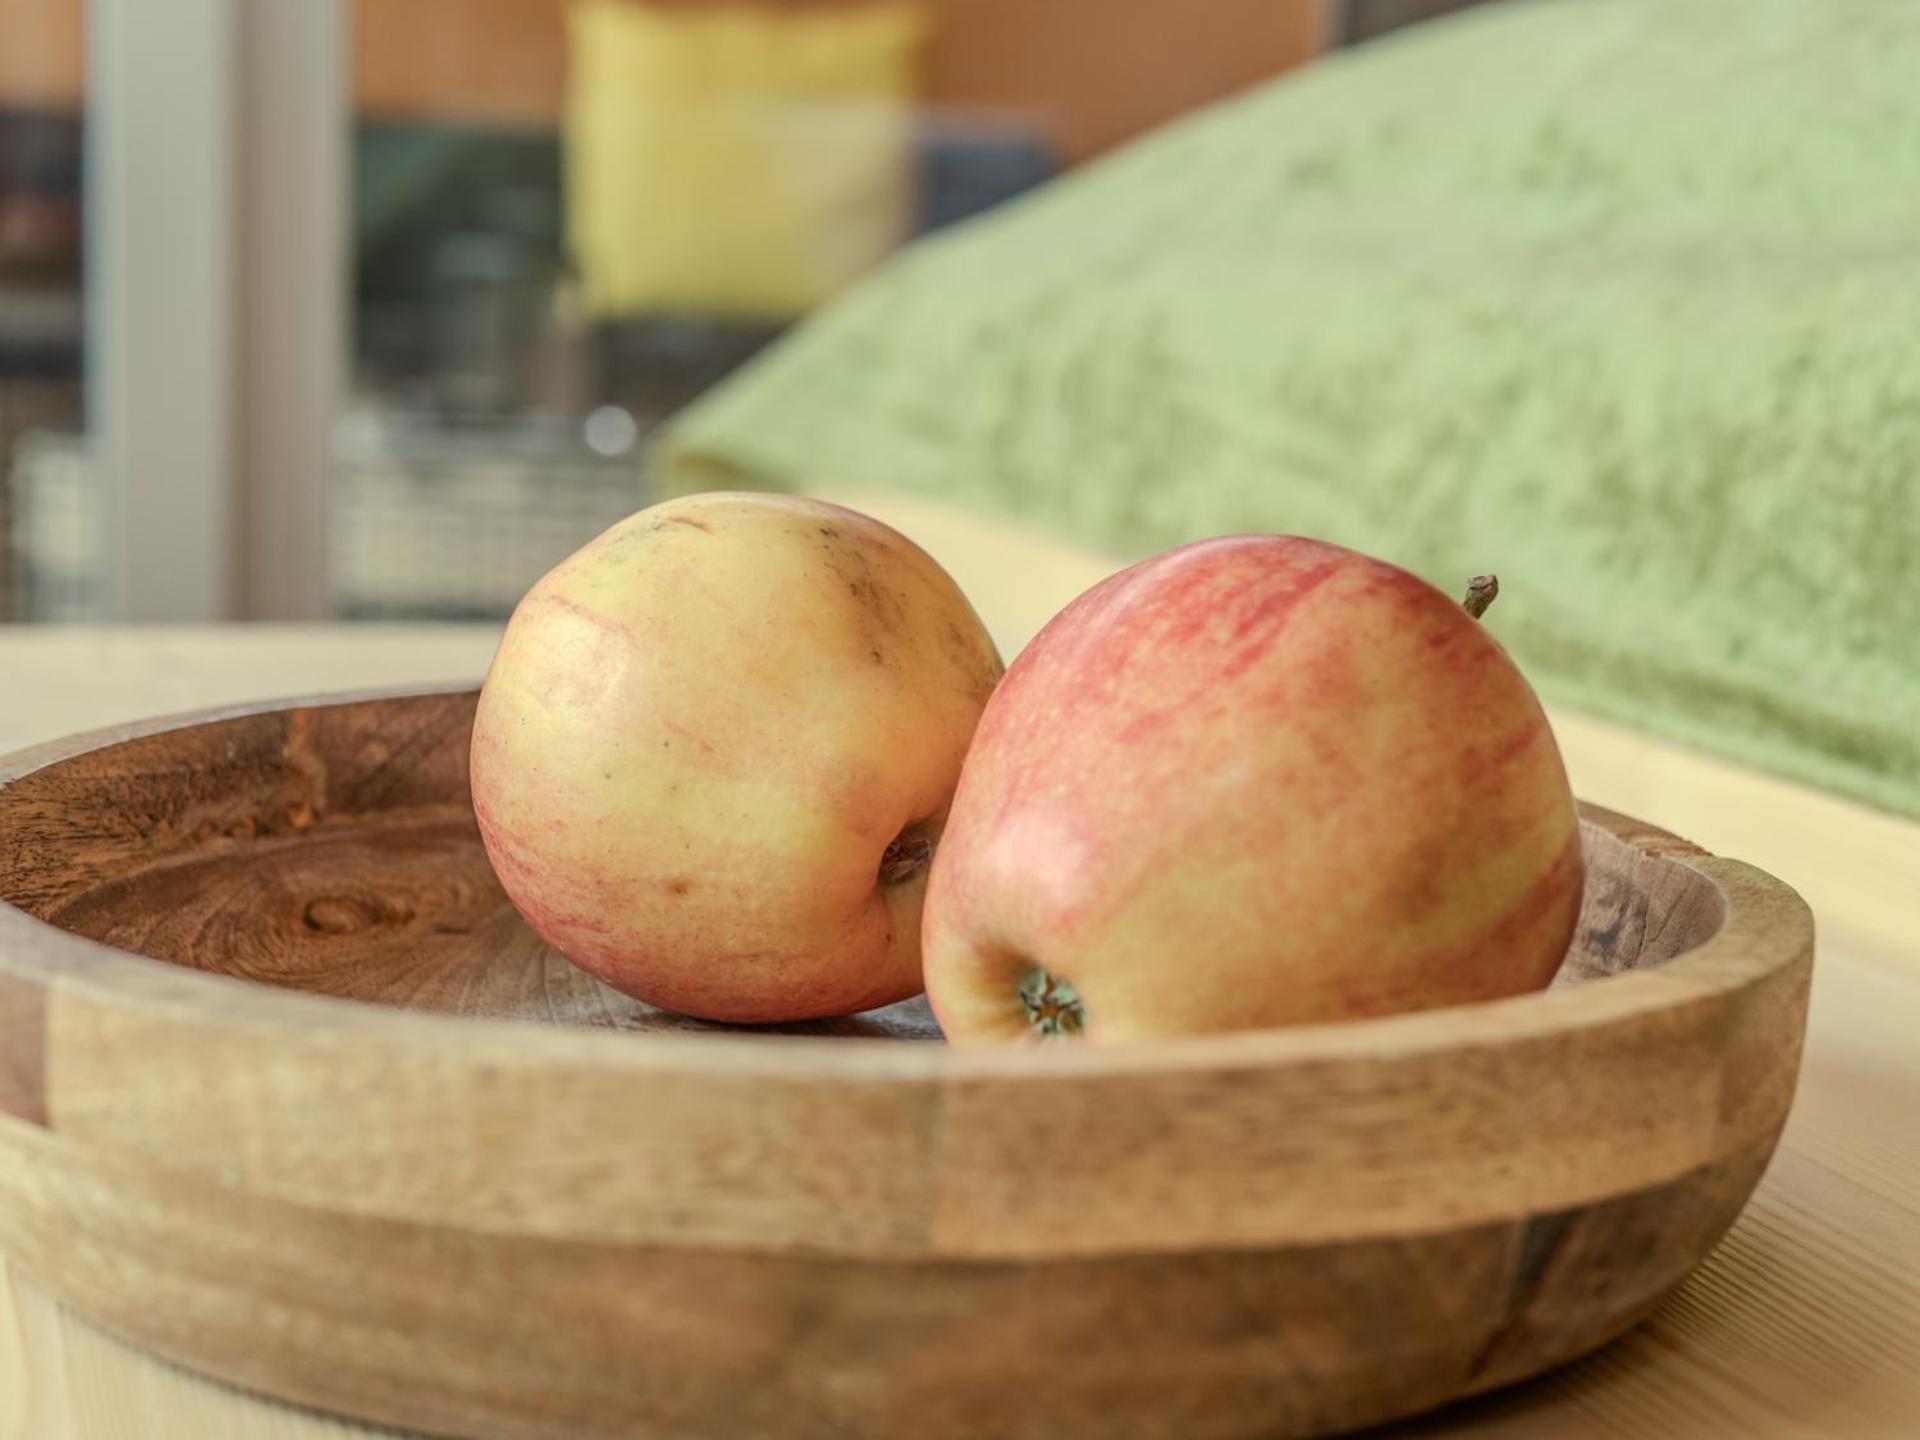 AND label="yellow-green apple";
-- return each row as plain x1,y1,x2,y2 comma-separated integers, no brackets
922,536,1582,1044
470,492,1004,1023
